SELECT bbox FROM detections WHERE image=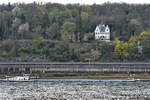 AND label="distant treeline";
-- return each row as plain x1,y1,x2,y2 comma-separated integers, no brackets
0,2,150,62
